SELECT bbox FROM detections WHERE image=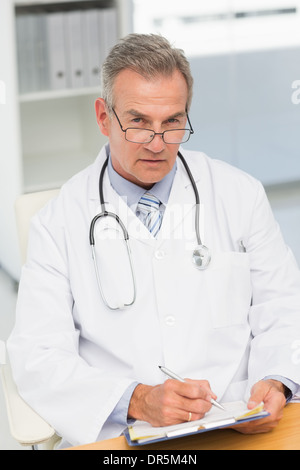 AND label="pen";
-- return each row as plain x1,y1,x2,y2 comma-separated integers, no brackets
158,365,225,411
